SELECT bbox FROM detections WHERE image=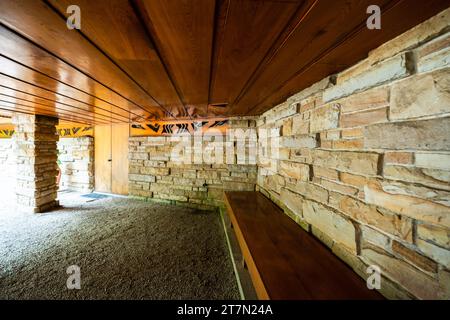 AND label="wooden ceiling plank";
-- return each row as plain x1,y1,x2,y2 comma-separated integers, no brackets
0,91,120,123
0,0,166,119
209,0,304,108
227,0,318,113
0,25,148,122
0,73,129,123
138,0,216,118
0,99,112,124
48,0,185,119
131,0,194,119
0,104,107,125
0,55,131,122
